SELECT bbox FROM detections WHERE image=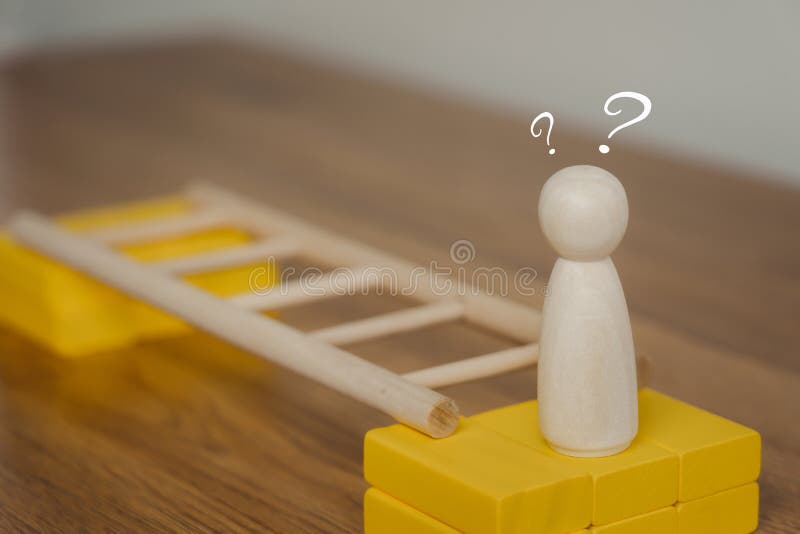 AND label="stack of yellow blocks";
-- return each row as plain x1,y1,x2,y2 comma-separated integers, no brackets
0,196,276,357
364,389,760,534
